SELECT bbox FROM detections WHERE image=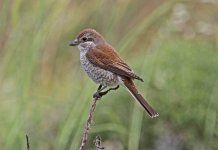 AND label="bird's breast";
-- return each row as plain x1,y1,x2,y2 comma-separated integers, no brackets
79,50,119,86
